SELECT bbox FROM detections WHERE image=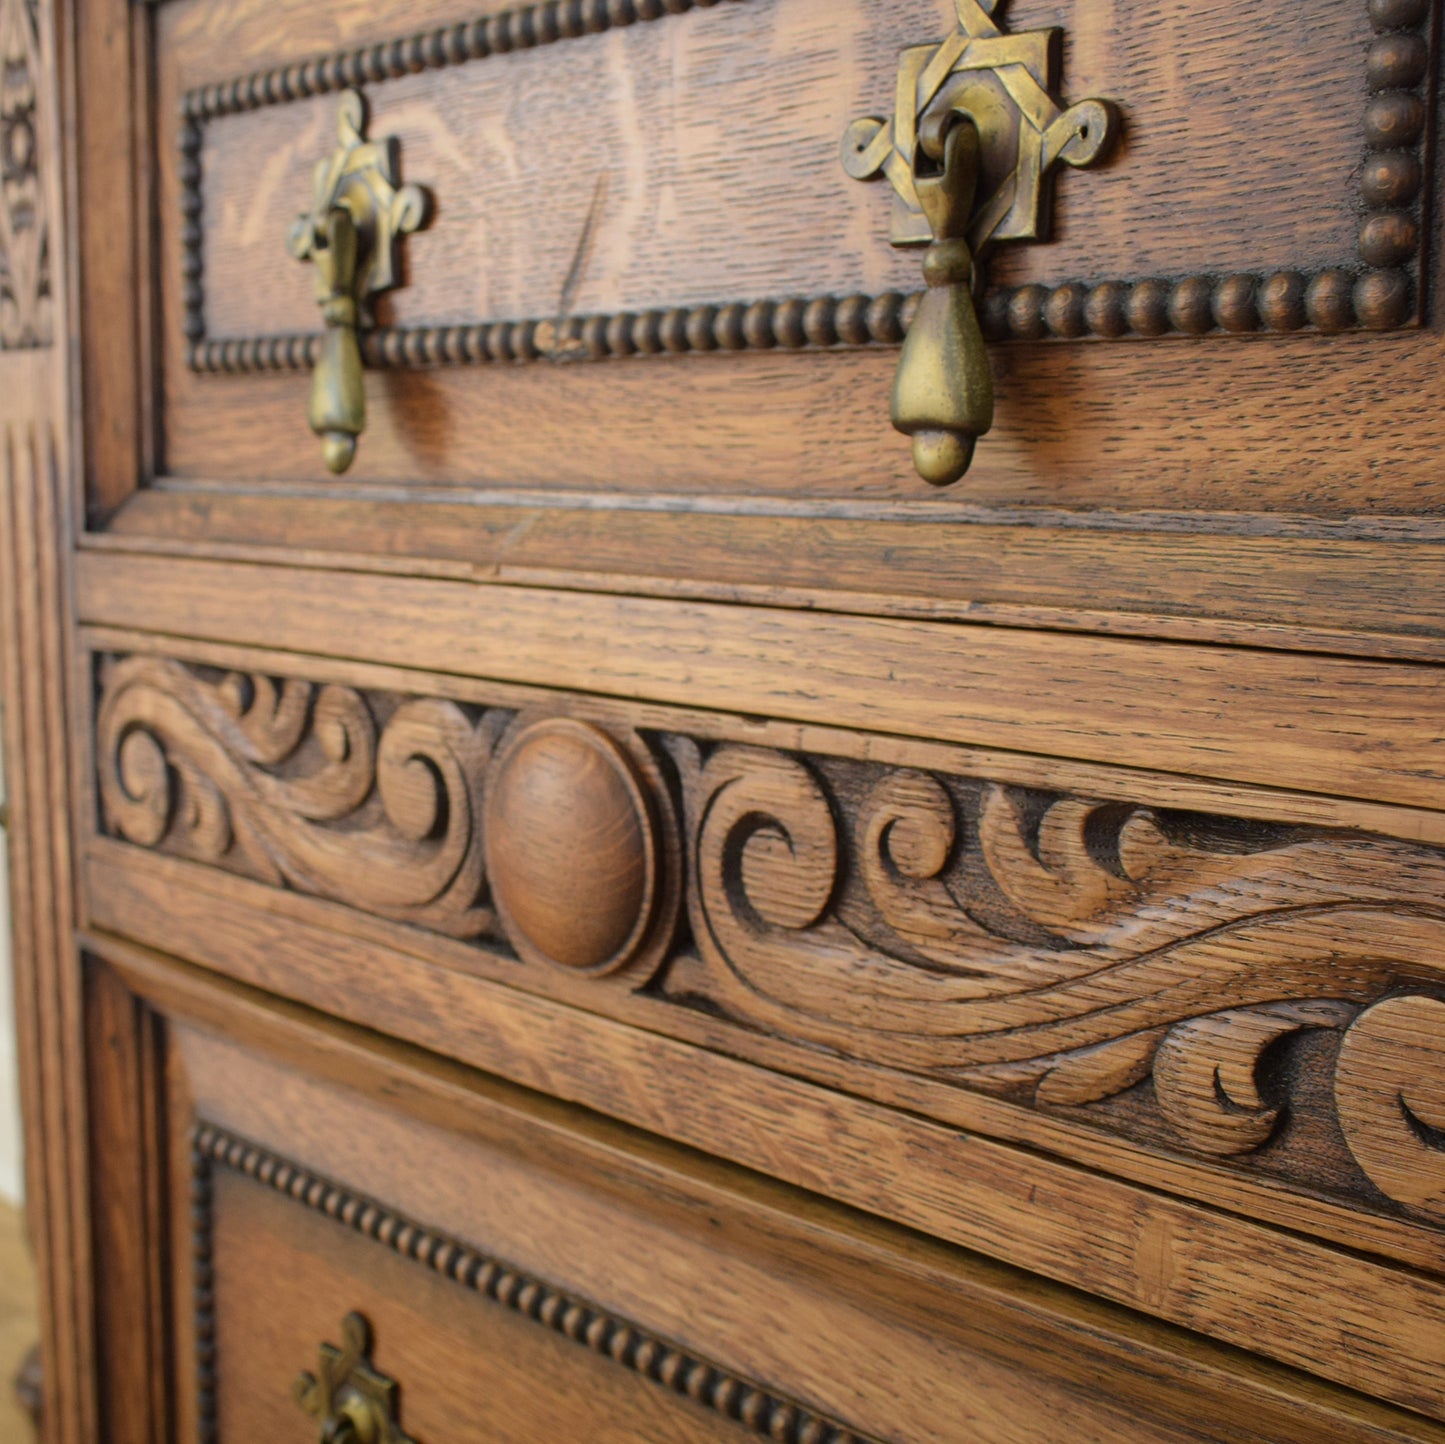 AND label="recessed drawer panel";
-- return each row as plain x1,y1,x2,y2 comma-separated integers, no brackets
150,986,1445,1444
139,0,1442,511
